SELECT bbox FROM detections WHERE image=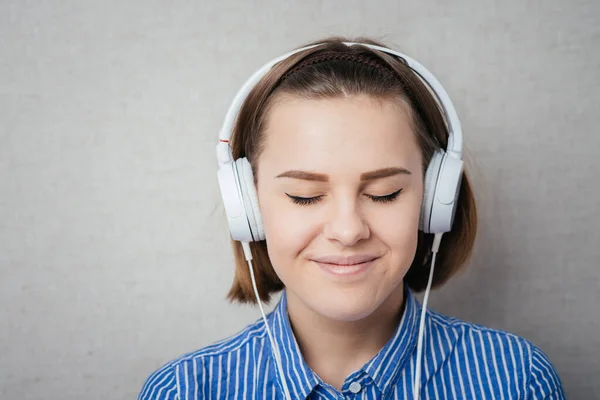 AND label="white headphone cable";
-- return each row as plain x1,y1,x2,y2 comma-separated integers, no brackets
241,241,293,400
413,232,443,400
